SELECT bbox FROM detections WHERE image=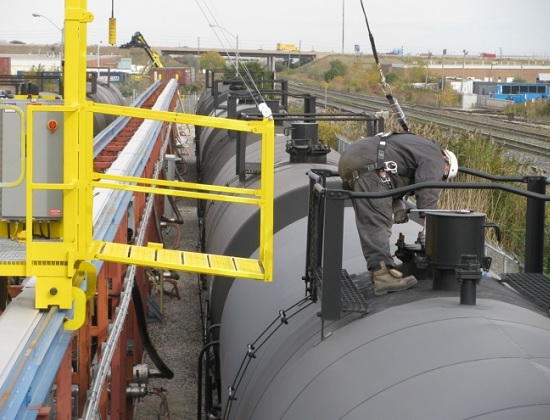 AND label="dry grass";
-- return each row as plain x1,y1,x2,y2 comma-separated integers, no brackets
326,116,540,264
384,118,530,254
